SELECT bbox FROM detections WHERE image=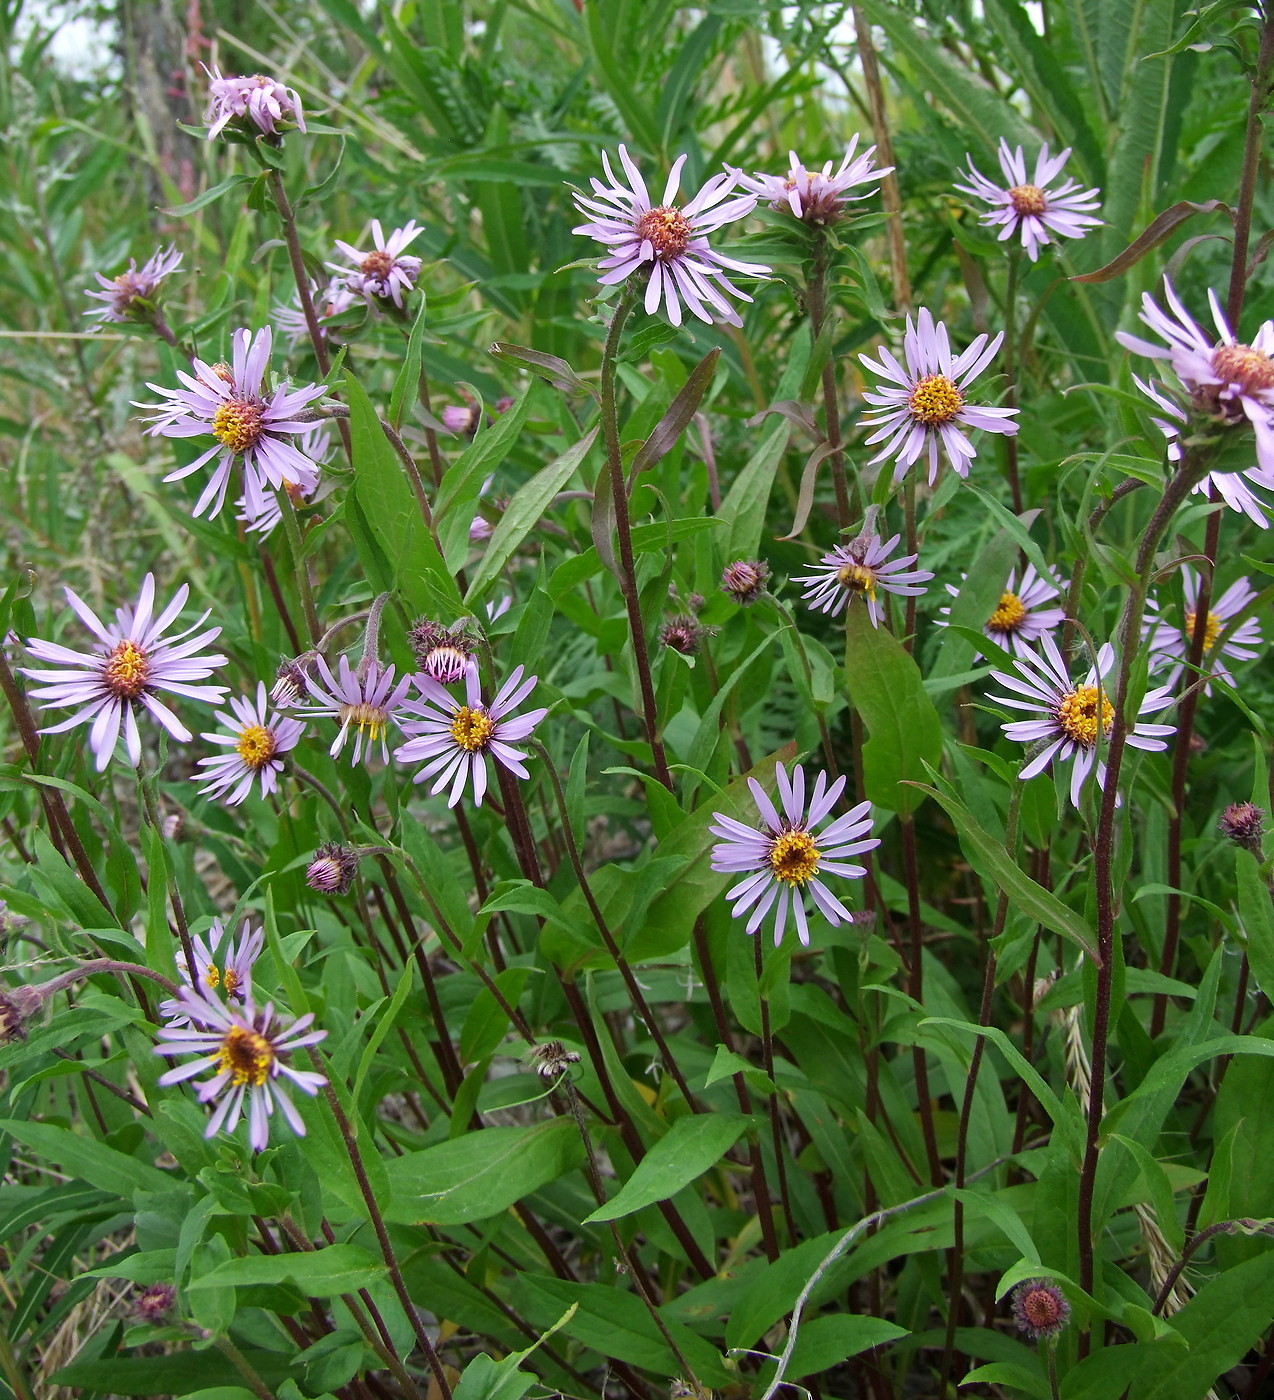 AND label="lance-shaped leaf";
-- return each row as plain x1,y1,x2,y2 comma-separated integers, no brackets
1071,200,1231,283
627,347,720,487
488,342,597,399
